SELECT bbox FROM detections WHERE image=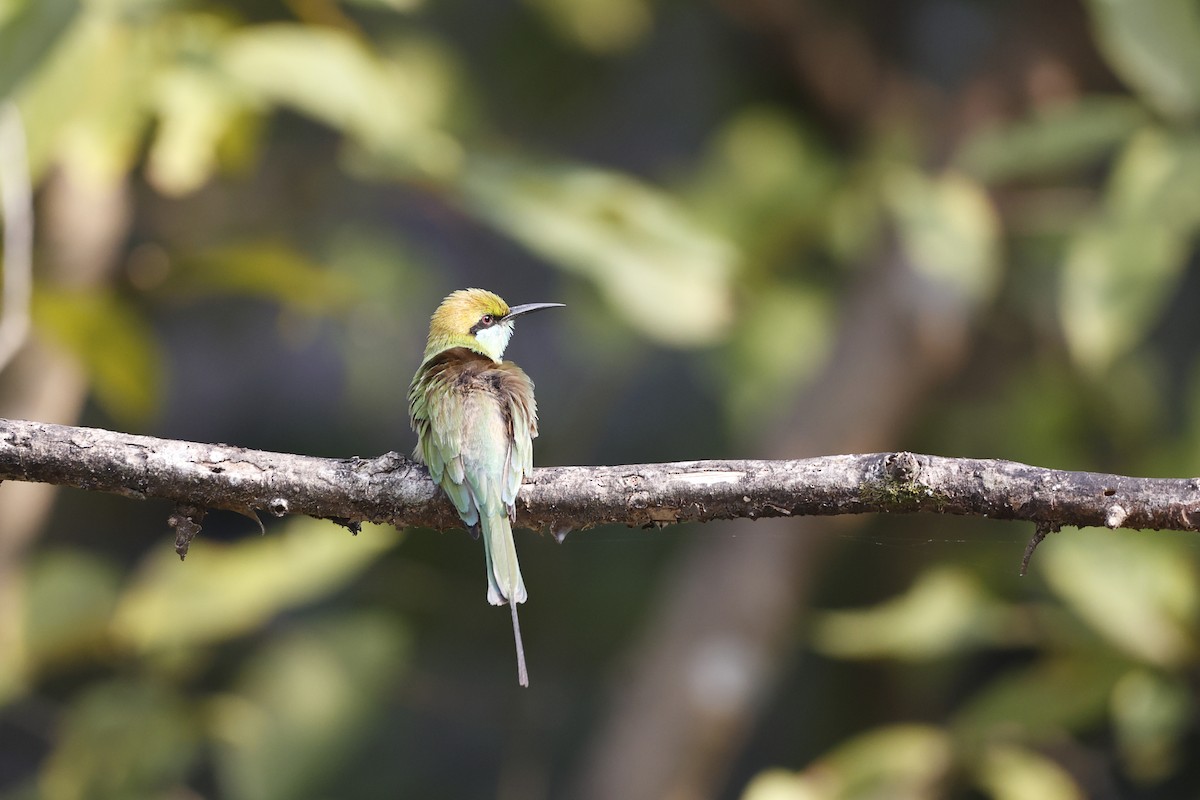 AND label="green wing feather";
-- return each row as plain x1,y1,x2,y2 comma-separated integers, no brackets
408,349,538,605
